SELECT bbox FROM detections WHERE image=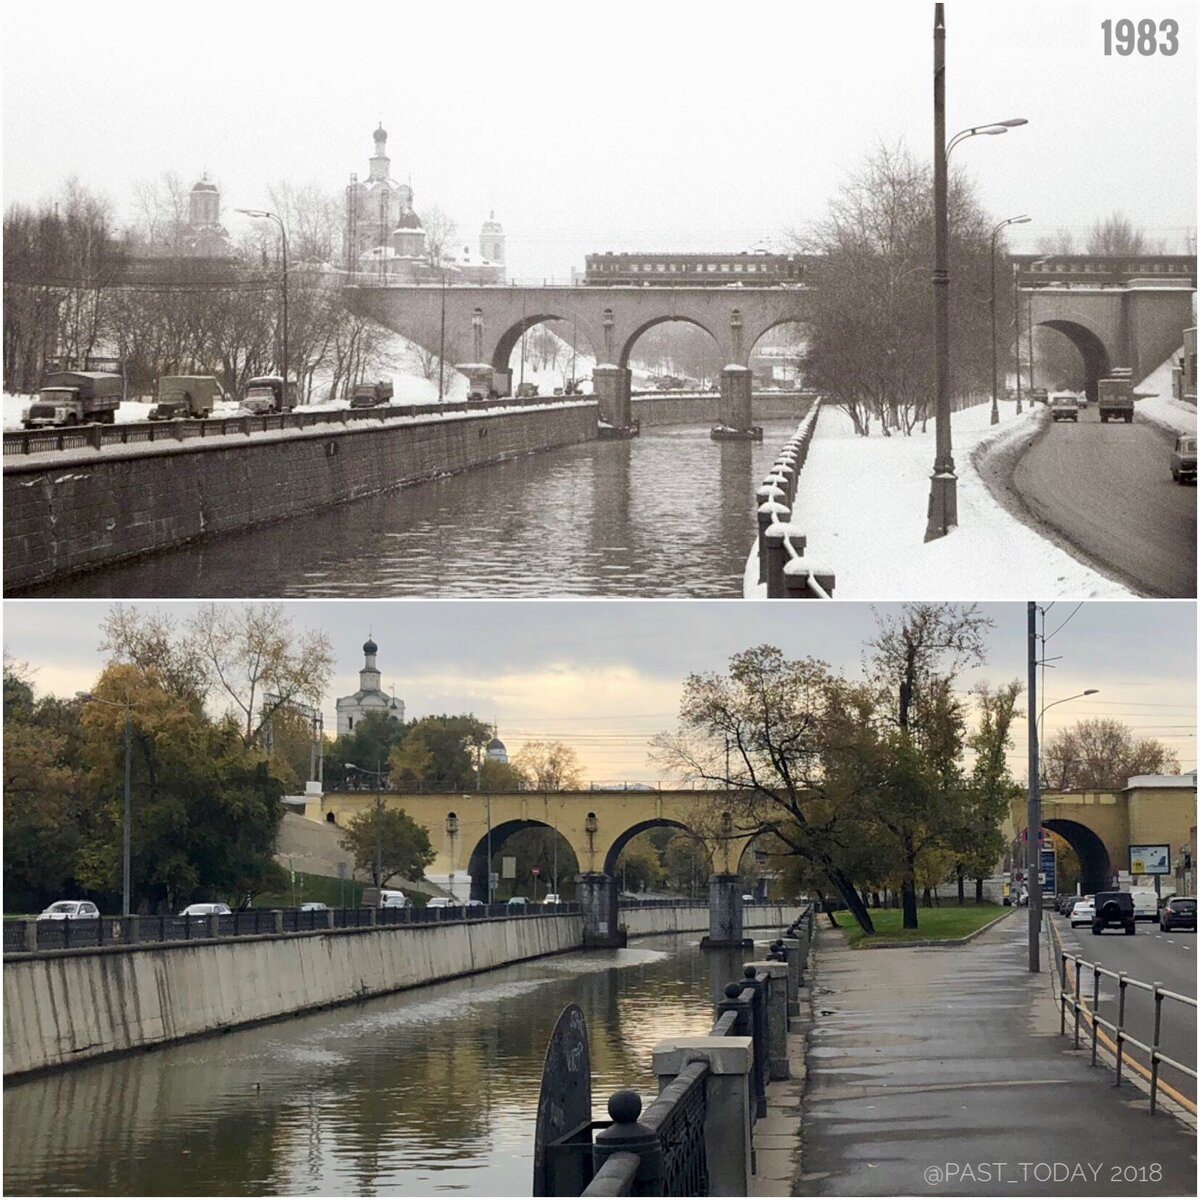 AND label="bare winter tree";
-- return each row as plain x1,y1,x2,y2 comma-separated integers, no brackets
1041,718,1180,791
421,205,458,268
